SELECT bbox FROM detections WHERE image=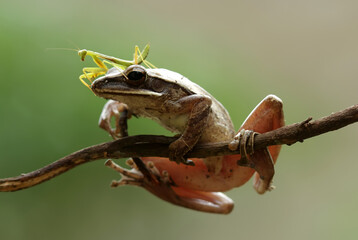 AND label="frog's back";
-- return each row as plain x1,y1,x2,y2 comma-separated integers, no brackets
151,68,235,143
